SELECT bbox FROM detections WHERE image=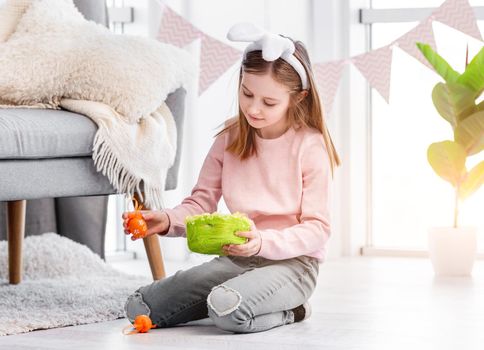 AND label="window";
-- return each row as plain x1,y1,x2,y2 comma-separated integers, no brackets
367,3,484,252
